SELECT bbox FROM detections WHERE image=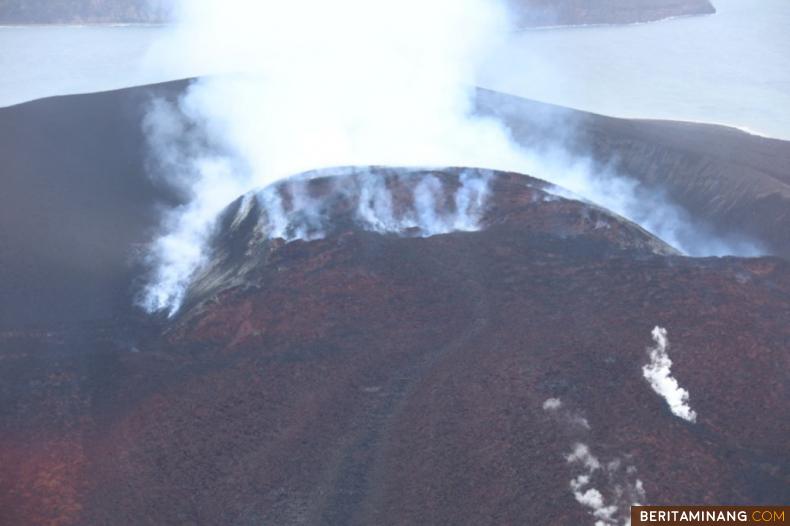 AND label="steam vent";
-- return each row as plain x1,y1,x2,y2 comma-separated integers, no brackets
1,167,789,525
